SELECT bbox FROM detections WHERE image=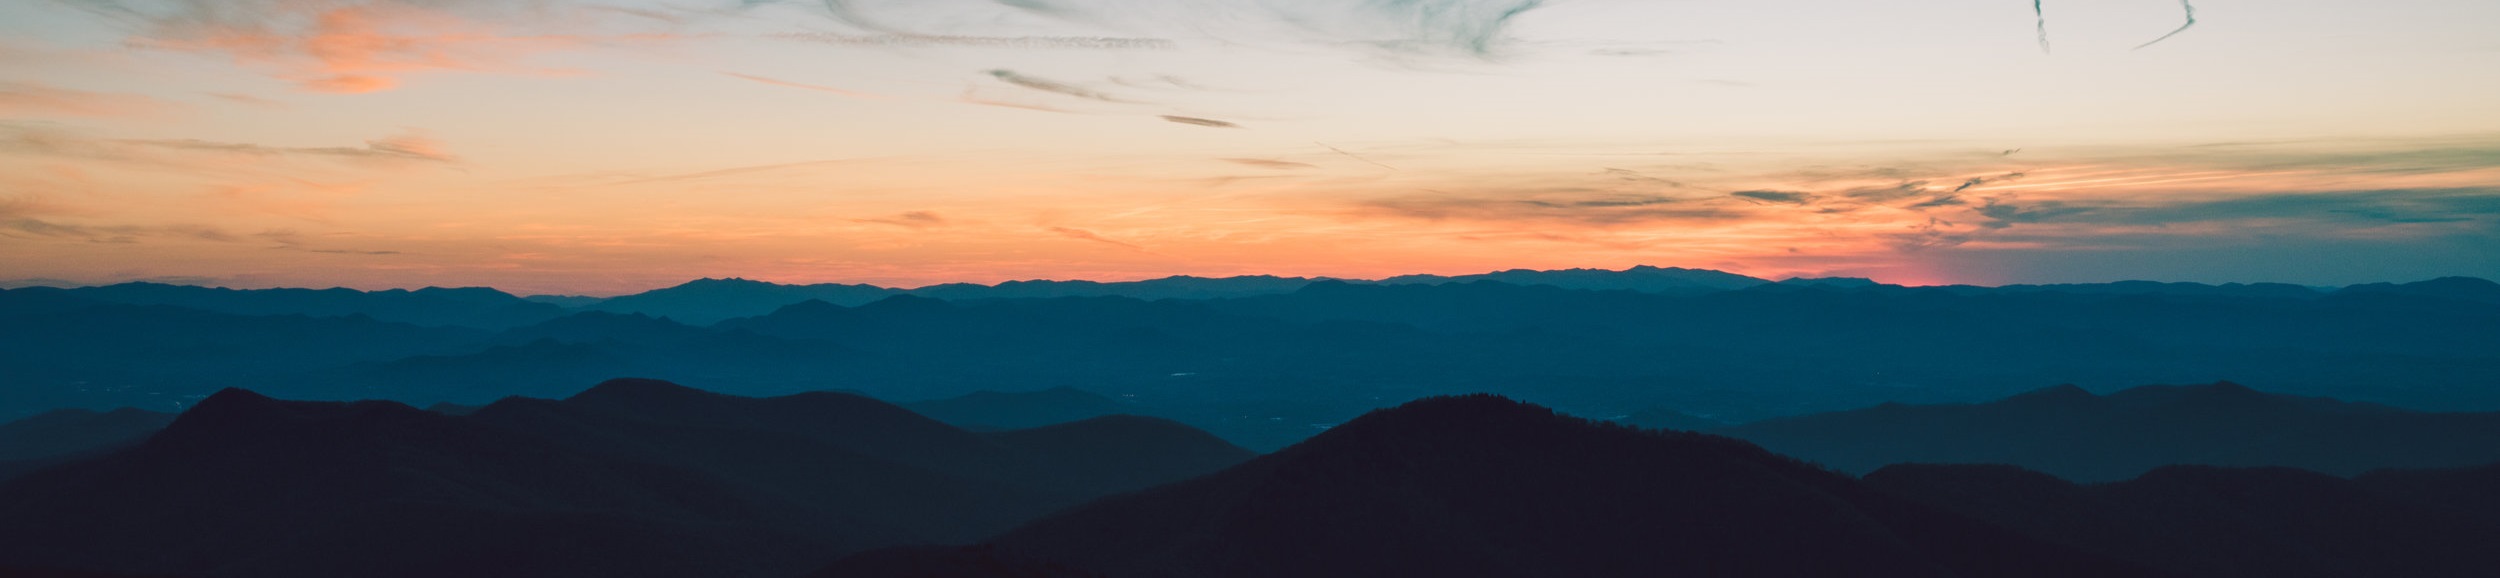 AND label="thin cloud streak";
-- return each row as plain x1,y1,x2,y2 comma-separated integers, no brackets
777,32,1174,50
1046,226,1147,251
720,72,880,98
1161,115,1238,128
0,81,181,118
988,69,1133,103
